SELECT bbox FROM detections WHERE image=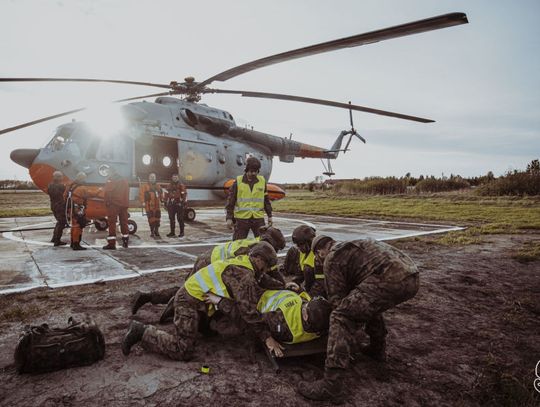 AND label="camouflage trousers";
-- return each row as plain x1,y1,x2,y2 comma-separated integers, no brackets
140,287,205,361
325,271,419,370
